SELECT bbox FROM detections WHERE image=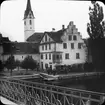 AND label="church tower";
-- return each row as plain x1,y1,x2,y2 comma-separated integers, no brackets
24,0,35,41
